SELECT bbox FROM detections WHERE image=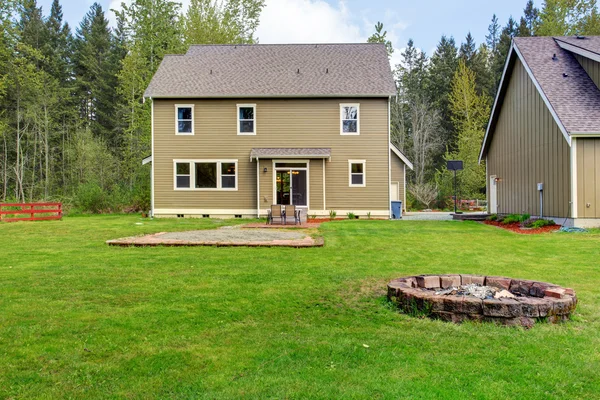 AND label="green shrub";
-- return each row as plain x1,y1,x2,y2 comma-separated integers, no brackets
329,210,337,220
347,212,356,220
531,219,556,229
367,212,371,220
75,182,108,213
521,213,531,222
521,218,557,229
501,214,522,224
487,214,498,221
